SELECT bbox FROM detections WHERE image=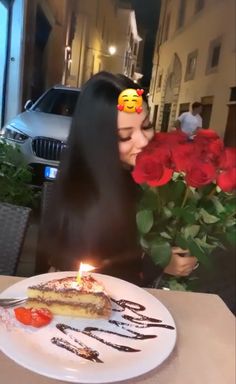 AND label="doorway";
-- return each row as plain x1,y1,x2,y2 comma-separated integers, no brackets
31,6,52,101
201,96,213,128
161,103,171,132
152,104,158,129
